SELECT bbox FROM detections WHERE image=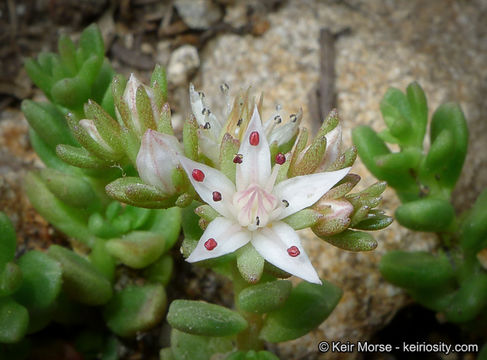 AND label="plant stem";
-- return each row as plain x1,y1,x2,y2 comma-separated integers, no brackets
231,265,264,351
